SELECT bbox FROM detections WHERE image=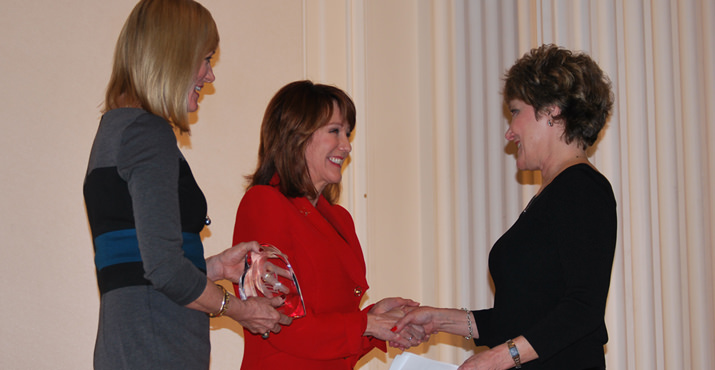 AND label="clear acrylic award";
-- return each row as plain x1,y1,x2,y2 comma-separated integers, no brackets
238,244,306,318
